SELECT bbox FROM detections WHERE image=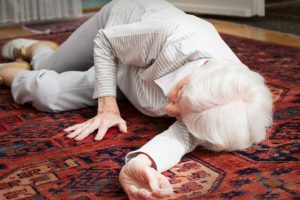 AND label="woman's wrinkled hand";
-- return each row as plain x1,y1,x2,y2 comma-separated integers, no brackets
119,155,173,200
64,96,126,141
64,111,127,141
